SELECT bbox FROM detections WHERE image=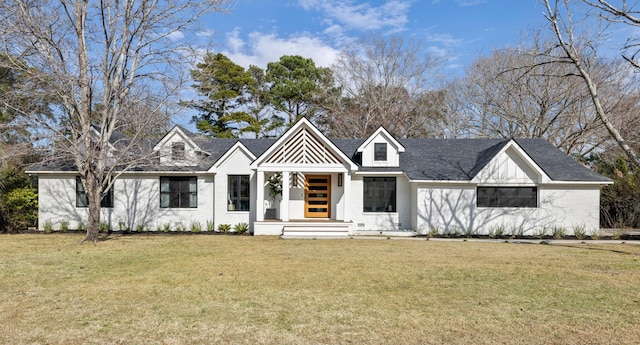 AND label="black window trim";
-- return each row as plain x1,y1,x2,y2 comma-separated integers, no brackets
476,186,538,208
374,143,387,161
159,176,198,208
363,176,397,213
228,174,250,212
76,176,114,208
